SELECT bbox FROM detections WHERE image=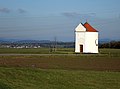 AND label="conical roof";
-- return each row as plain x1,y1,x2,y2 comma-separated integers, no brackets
83,22,98,32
